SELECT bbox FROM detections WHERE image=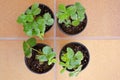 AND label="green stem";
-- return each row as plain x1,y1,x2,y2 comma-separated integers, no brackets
25,41,42,55
31,48,42,55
